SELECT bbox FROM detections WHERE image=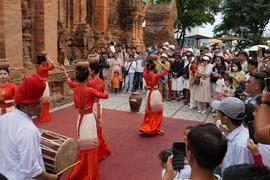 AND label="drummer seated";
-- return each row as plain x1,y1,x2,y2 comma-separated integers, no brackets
0,75,58,180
